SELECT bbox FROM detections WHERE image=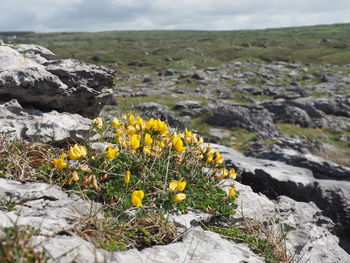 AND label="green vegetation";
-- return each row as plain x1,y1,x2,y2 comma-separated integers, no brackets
2,23,350,75
277,124,350,166
206,225,286,263
0,225,47,263
0,200,16,211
